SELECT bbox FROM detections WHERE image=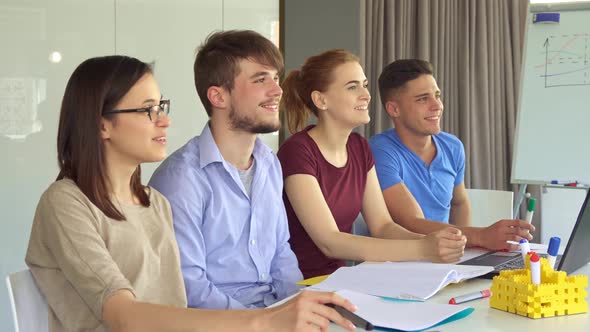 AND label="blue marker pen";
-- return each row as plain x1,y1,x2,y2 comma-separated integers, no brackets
551,180,577,185
547,237,561,270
